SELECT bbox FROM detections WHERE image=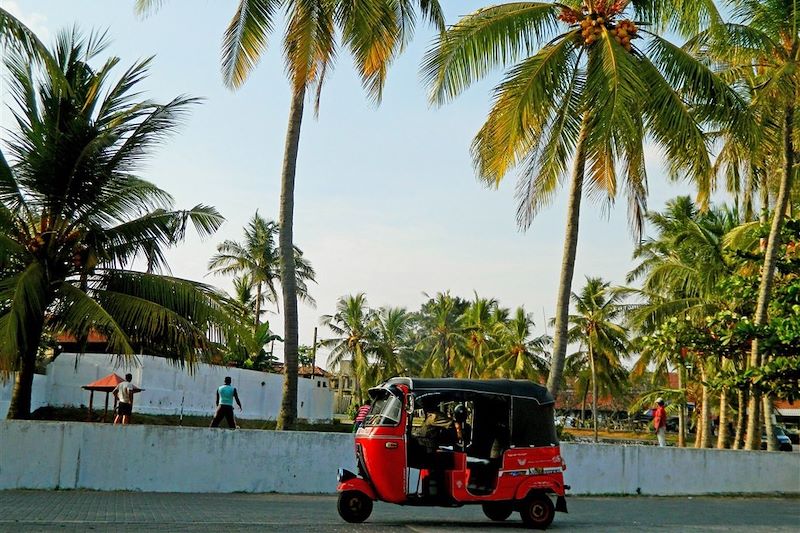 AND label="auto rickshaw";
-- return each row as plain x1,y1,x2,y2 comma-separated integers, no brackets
336,378,568,529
